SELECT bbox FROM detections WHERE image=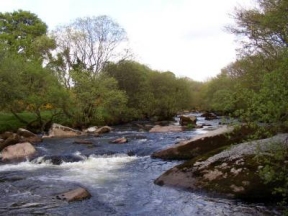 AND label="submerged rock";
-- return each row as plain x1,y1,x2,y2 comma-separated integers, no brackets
154,134,288,201
73,139,93,145
56,187,91,202
201,112,218,120
179,115,197,126
34,154,84,165
1,142,36,161
110,137,128,144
